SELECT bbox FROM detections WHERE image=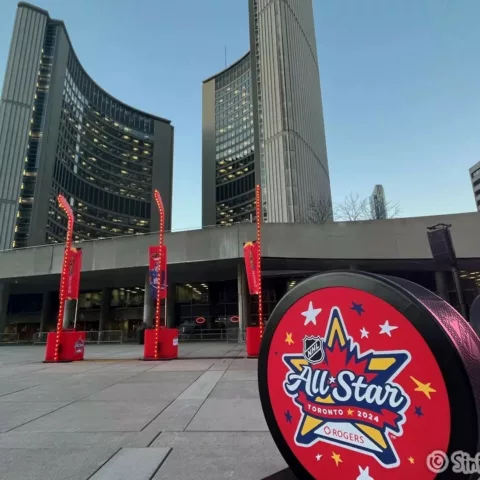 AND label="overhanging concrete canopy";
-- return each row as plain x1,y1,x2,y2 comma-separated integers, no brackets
0,212,479,284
